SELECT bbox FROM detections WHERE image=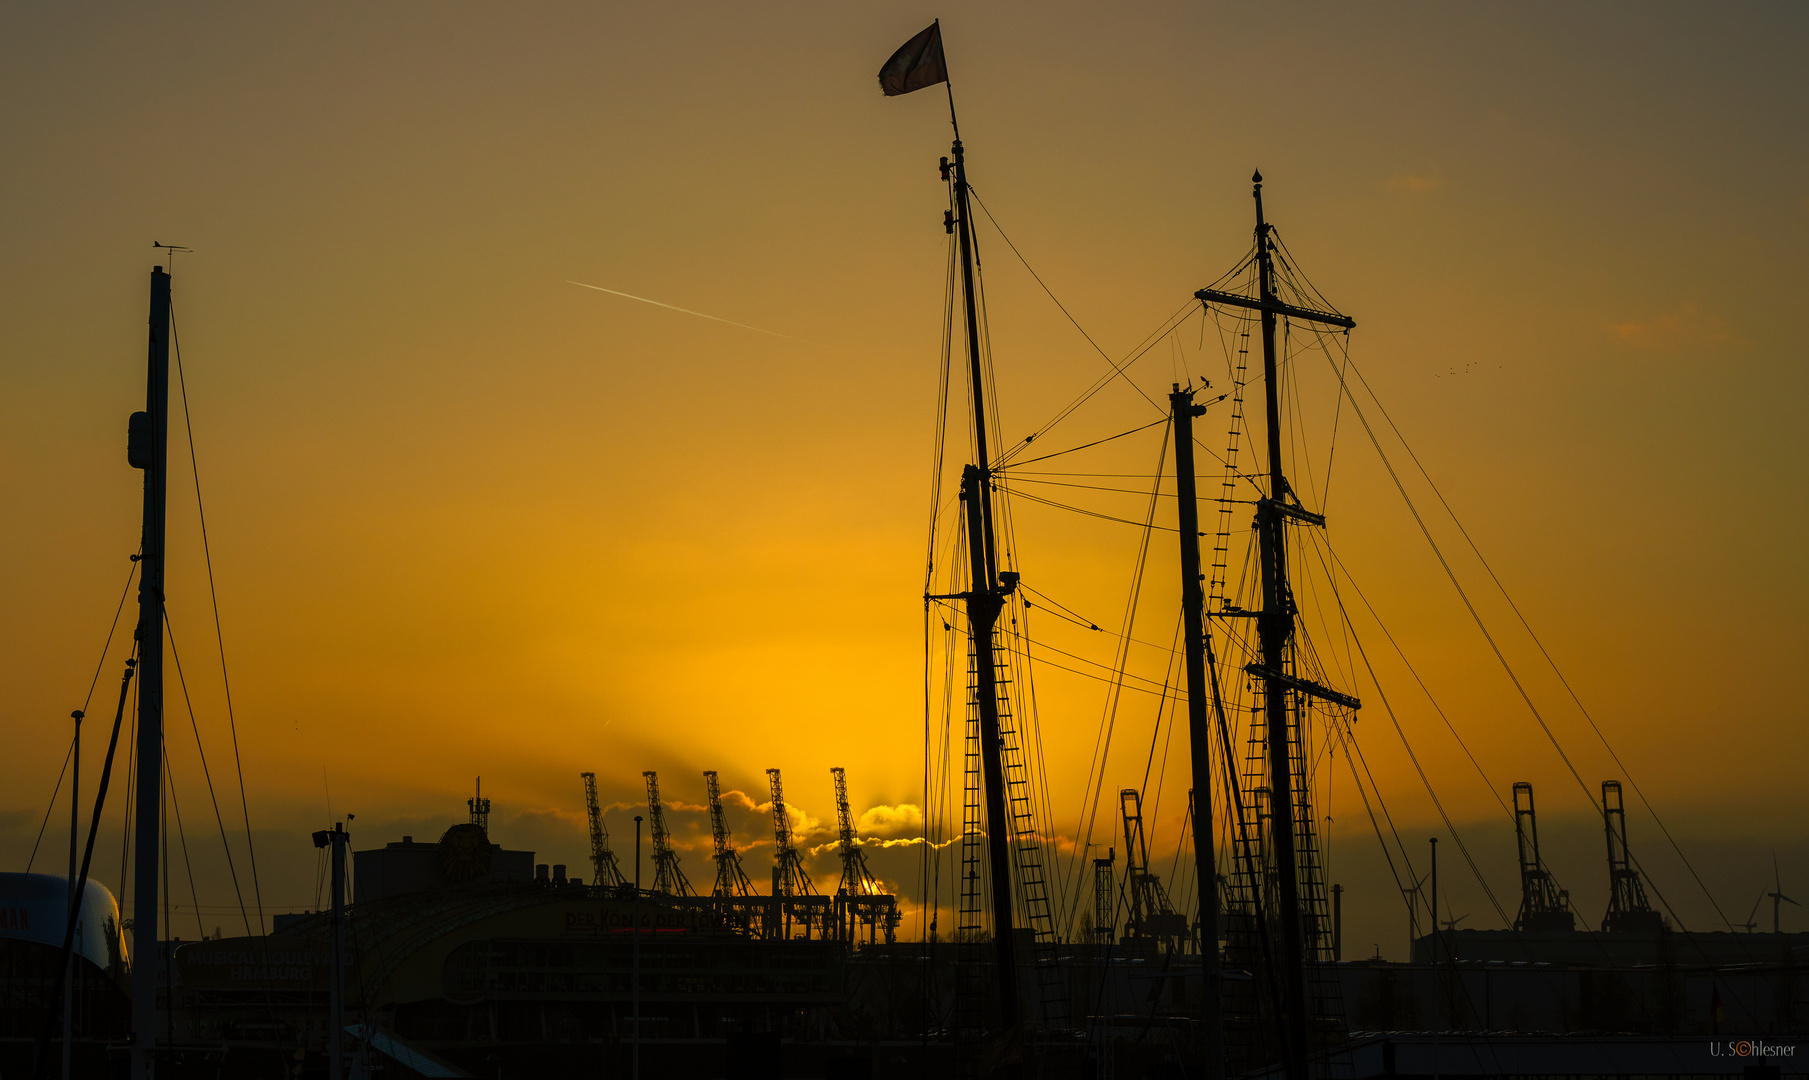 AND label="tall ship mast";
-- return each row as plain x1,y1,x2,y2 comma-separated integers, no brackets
883,22,1068,1070
1194,173,1361,1078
